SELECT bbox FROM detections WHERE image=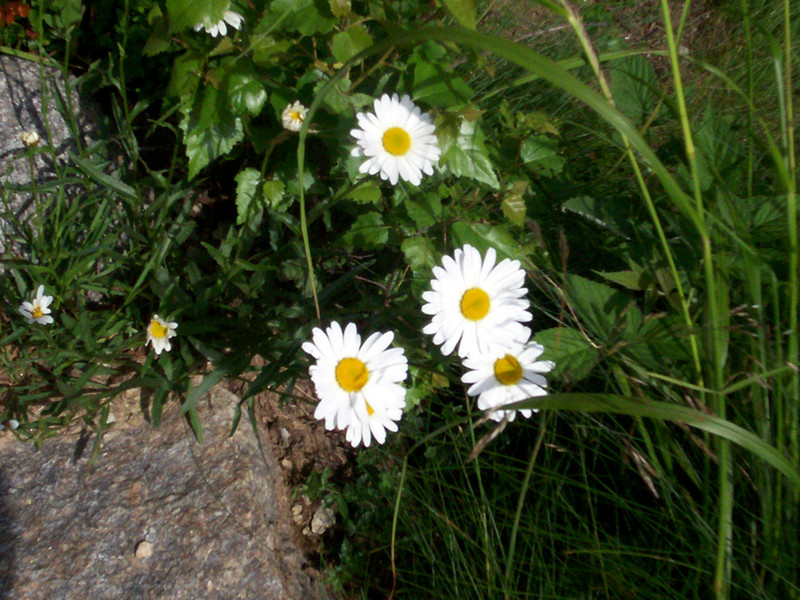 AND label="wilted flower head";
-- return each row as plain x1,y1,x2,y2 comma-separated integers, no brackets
19,285,54,325
21,130,39,147
281,101,308,132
